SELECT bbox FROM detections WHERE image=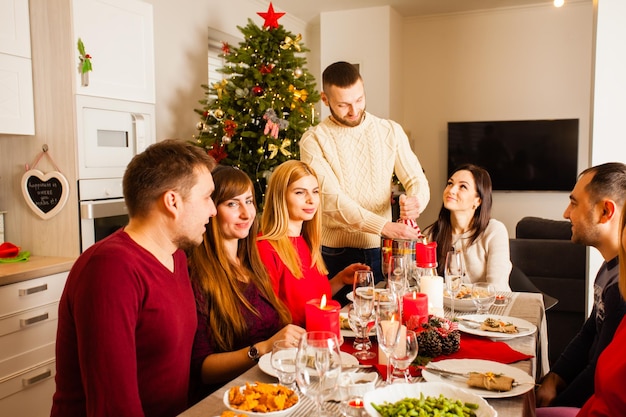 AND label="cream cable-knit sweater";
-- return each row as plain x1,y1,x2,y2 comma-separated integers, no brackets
451,219,512,292
300,112,429,249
